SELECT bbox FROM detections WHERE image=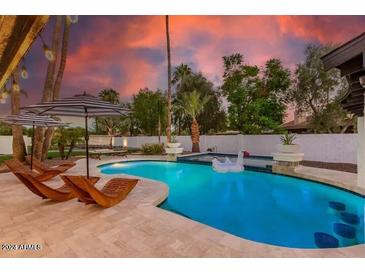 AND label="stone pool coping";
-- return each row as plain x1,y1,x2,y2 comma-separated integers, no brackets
0,155,364,257
272,164,365,197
